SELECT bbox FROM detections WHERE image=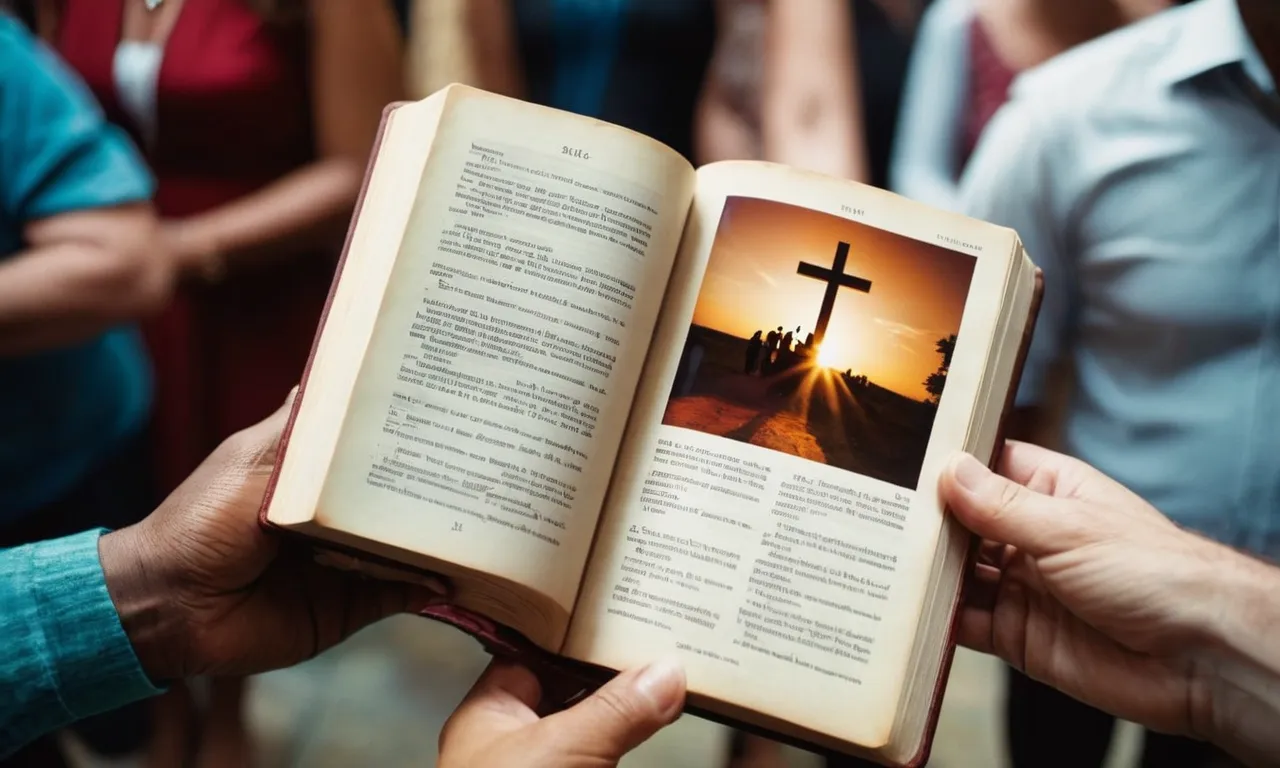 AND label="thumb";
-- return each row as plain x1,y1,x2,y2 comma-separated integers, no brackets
537,658,686,763
941,452,1092,557
230,385,300,472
